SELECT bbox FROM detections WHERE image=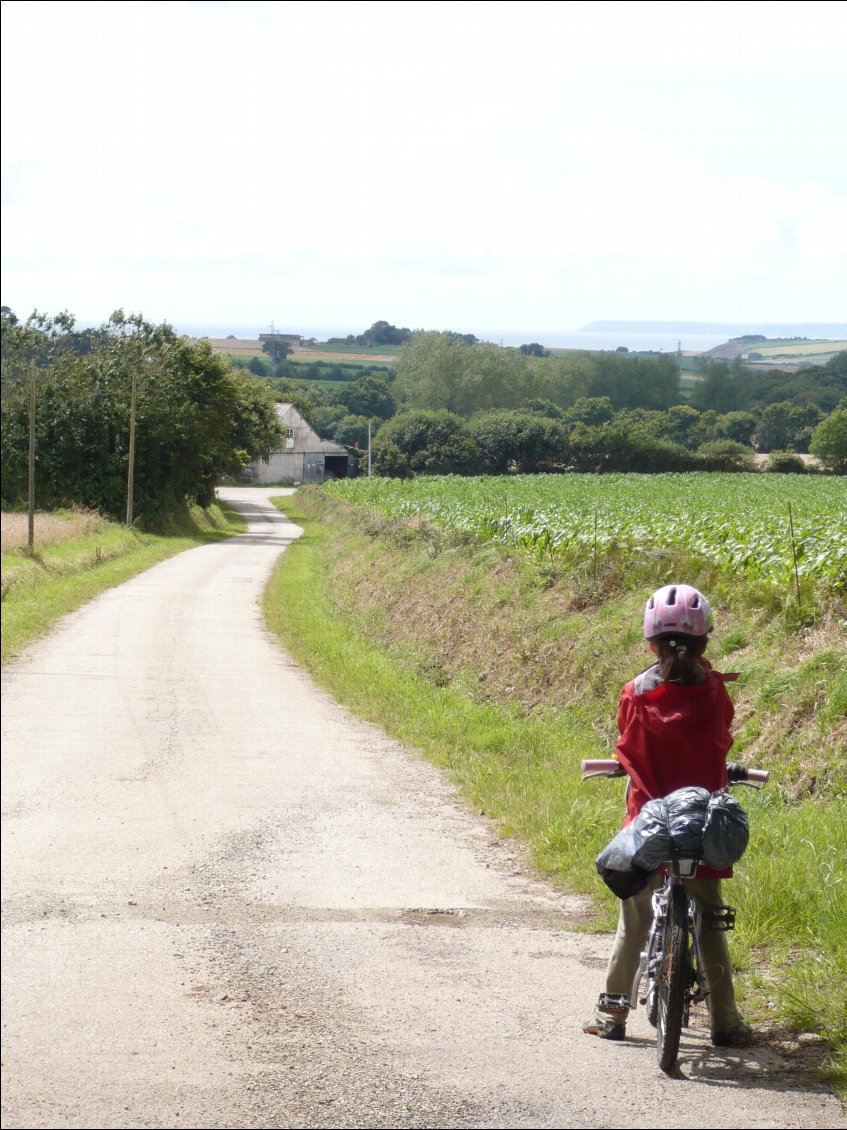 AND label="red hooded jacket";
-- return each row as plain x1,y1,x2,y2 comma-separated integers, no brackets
614,659,737,877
